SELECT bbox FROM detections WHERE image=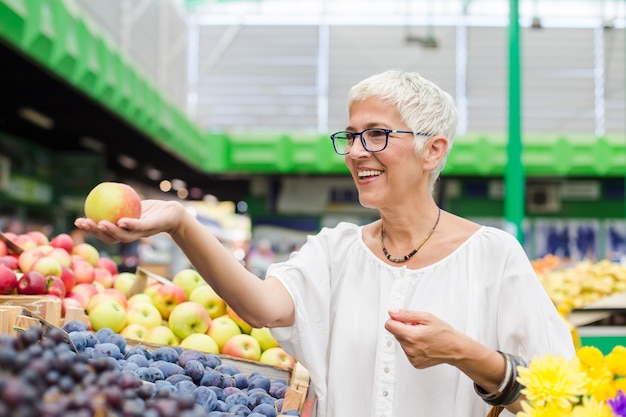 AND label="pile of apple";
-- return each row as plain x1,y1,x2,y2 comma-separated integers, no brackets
99,268,297,370
0,230,120,308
